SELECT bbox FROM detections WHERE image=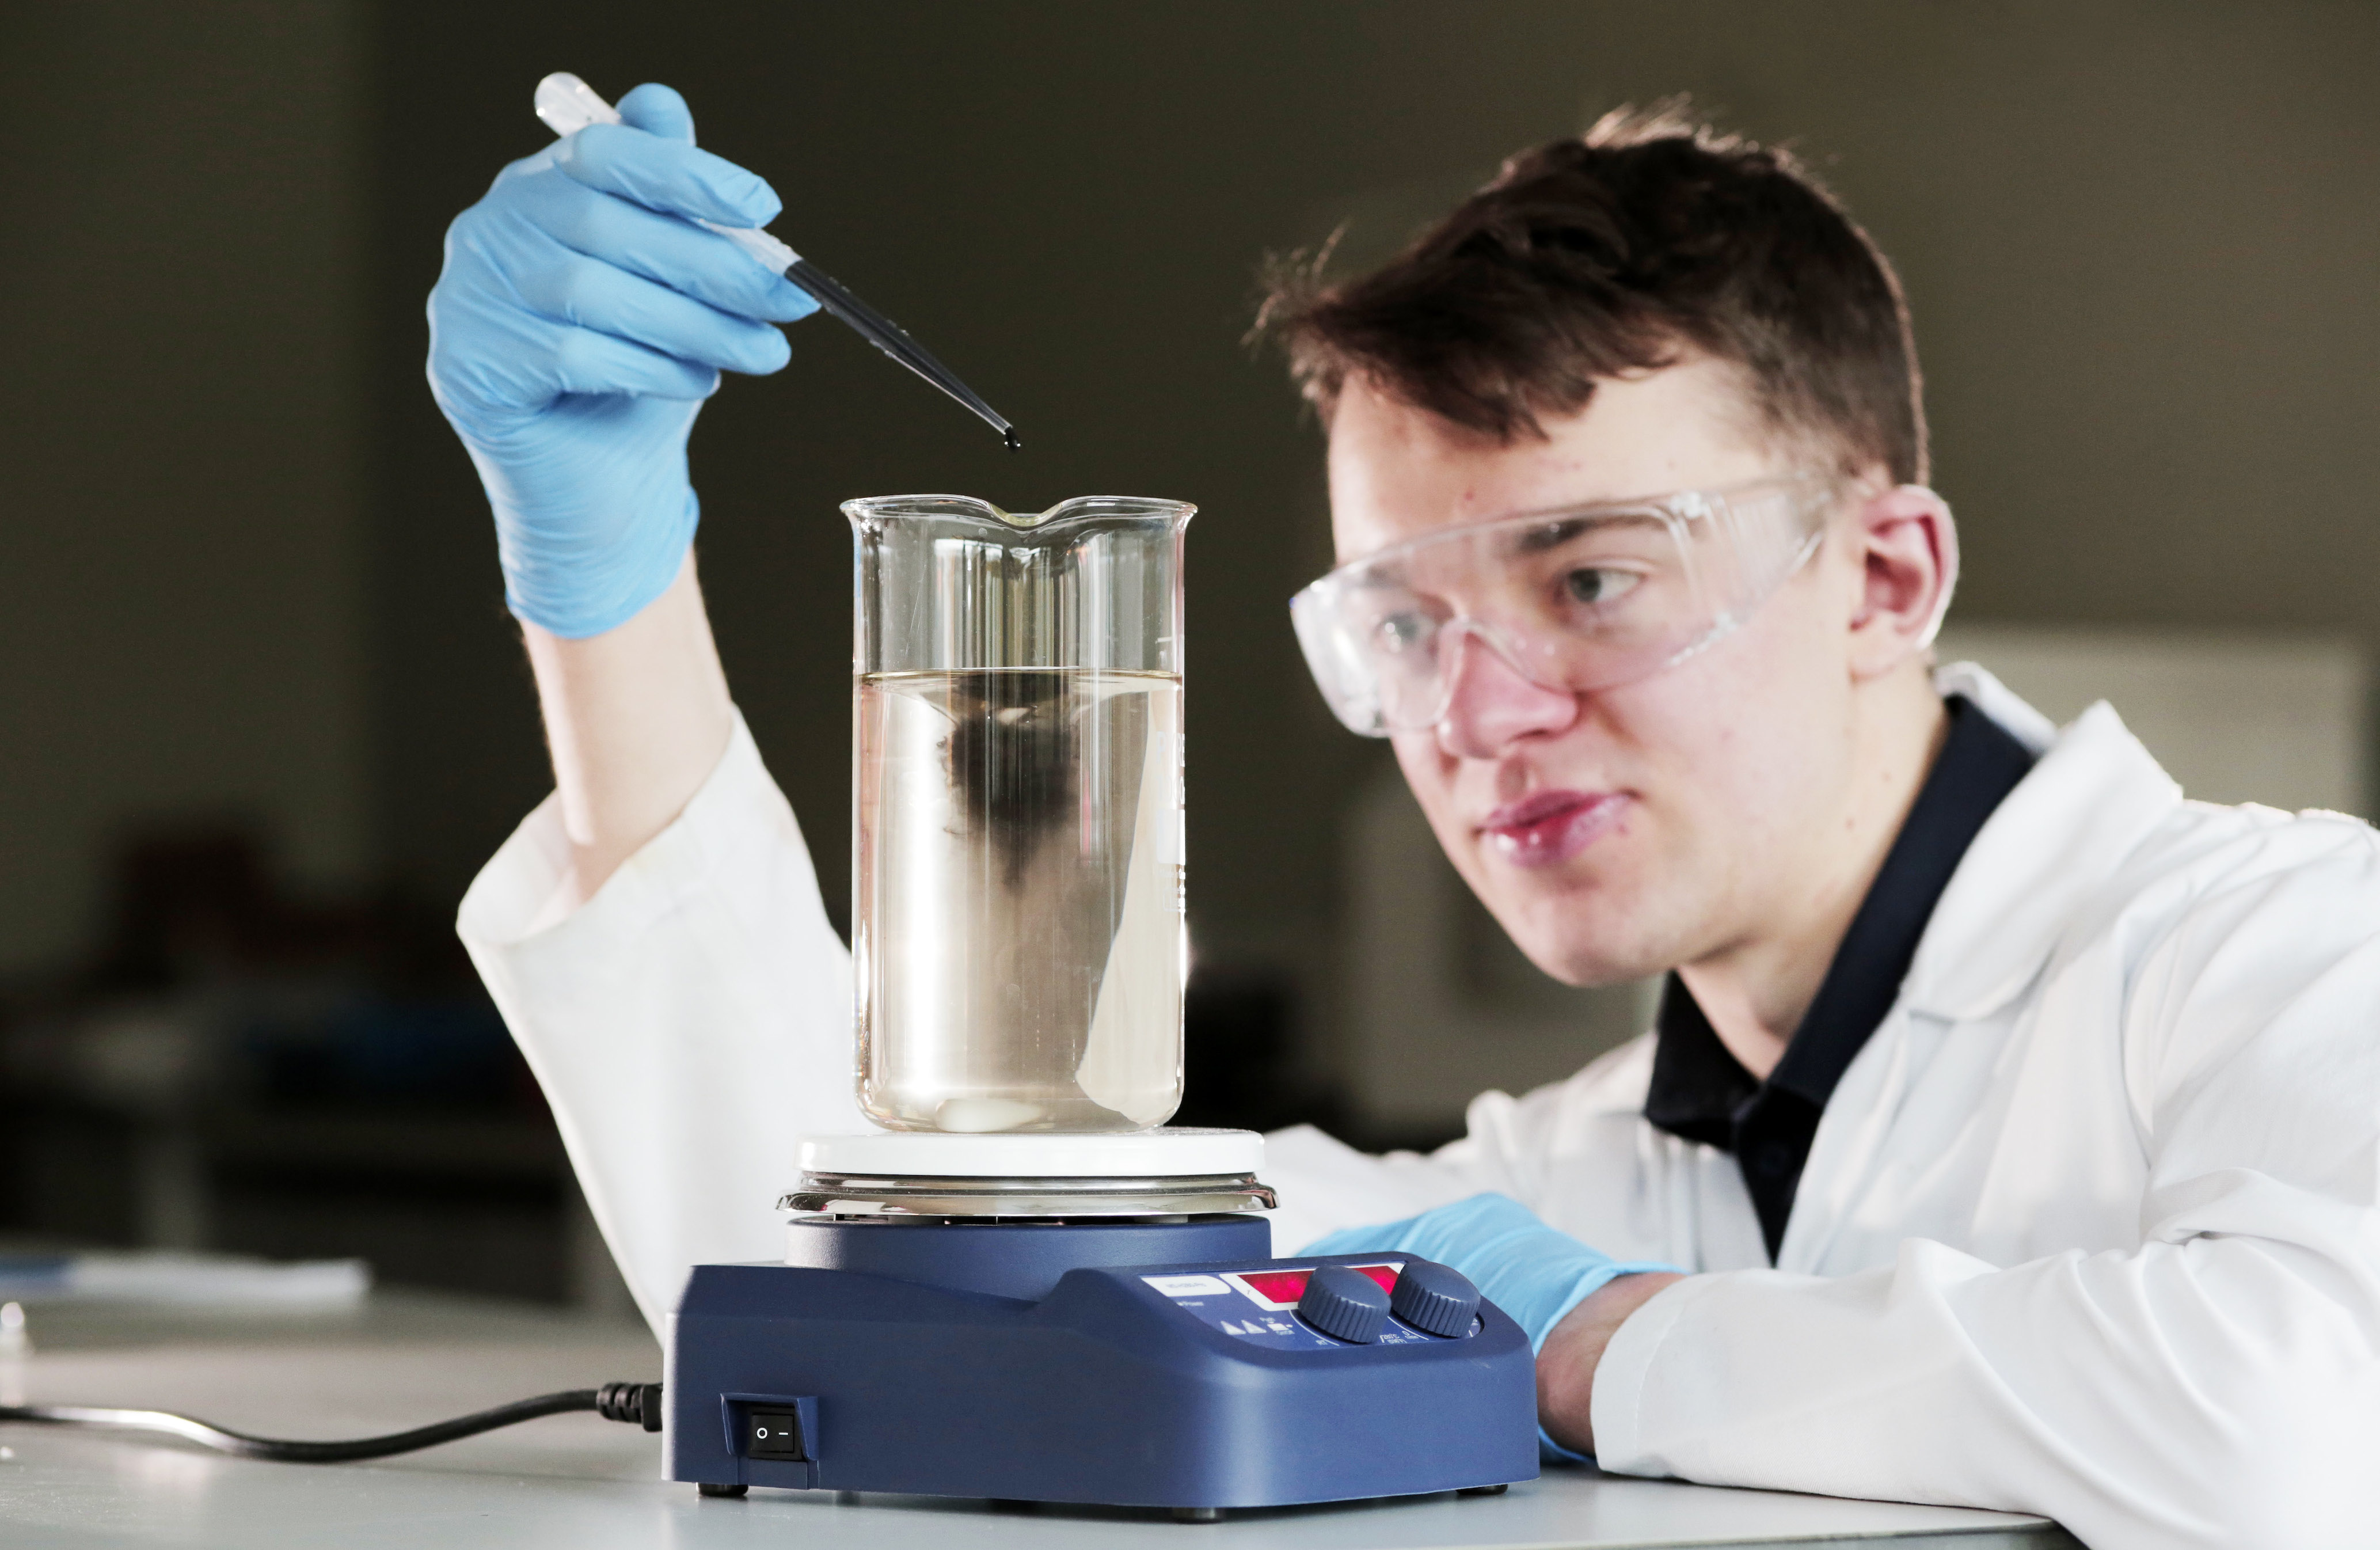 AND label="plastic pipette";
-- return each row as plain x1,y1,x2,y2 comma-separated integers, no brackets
533,73,1019,450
